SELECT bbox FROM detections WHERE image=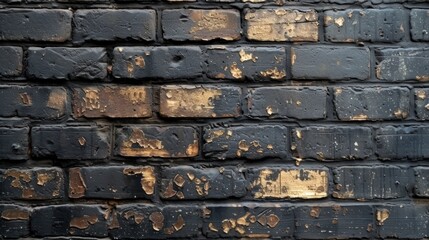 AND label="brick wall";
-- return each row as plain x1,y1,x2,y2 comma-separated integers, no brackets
0,0,428,239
